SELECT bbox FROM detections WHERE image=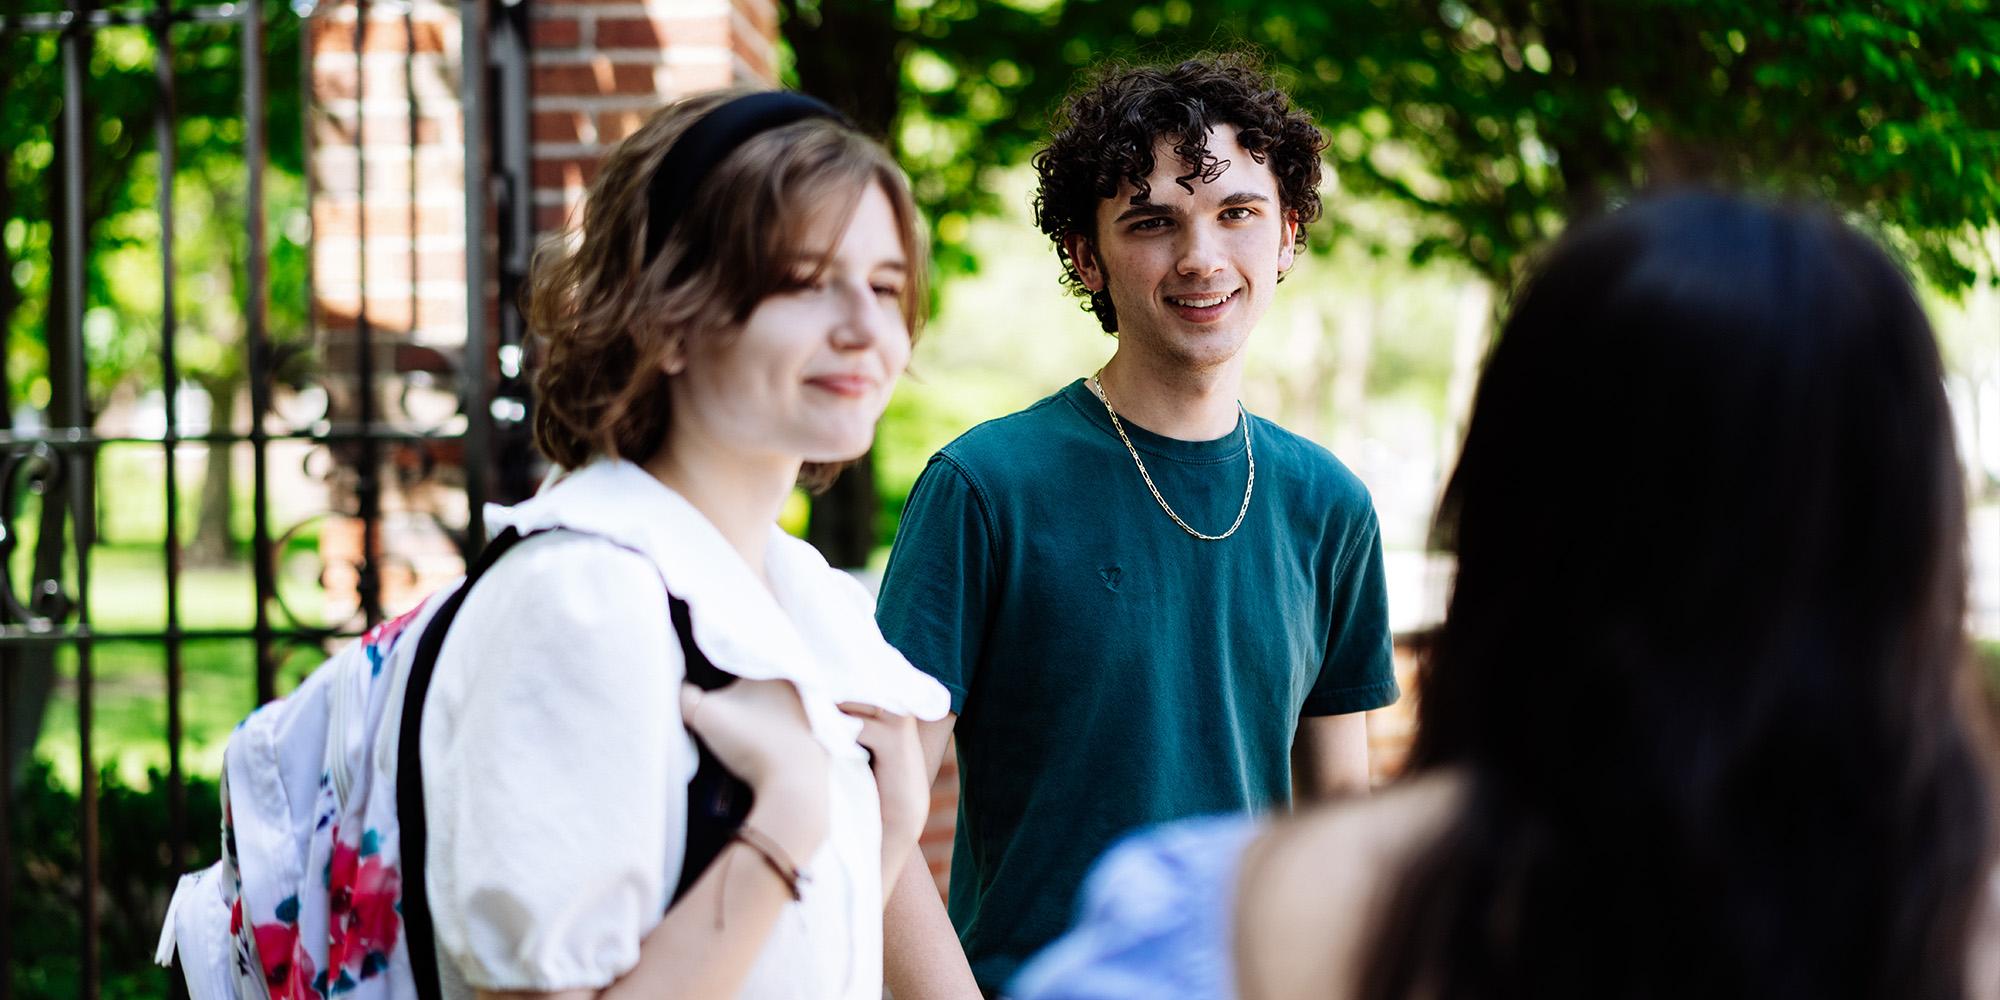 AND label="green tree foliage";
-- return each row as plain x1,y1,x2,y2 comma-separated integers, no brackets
2,7,308,556
886,0,2000,290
